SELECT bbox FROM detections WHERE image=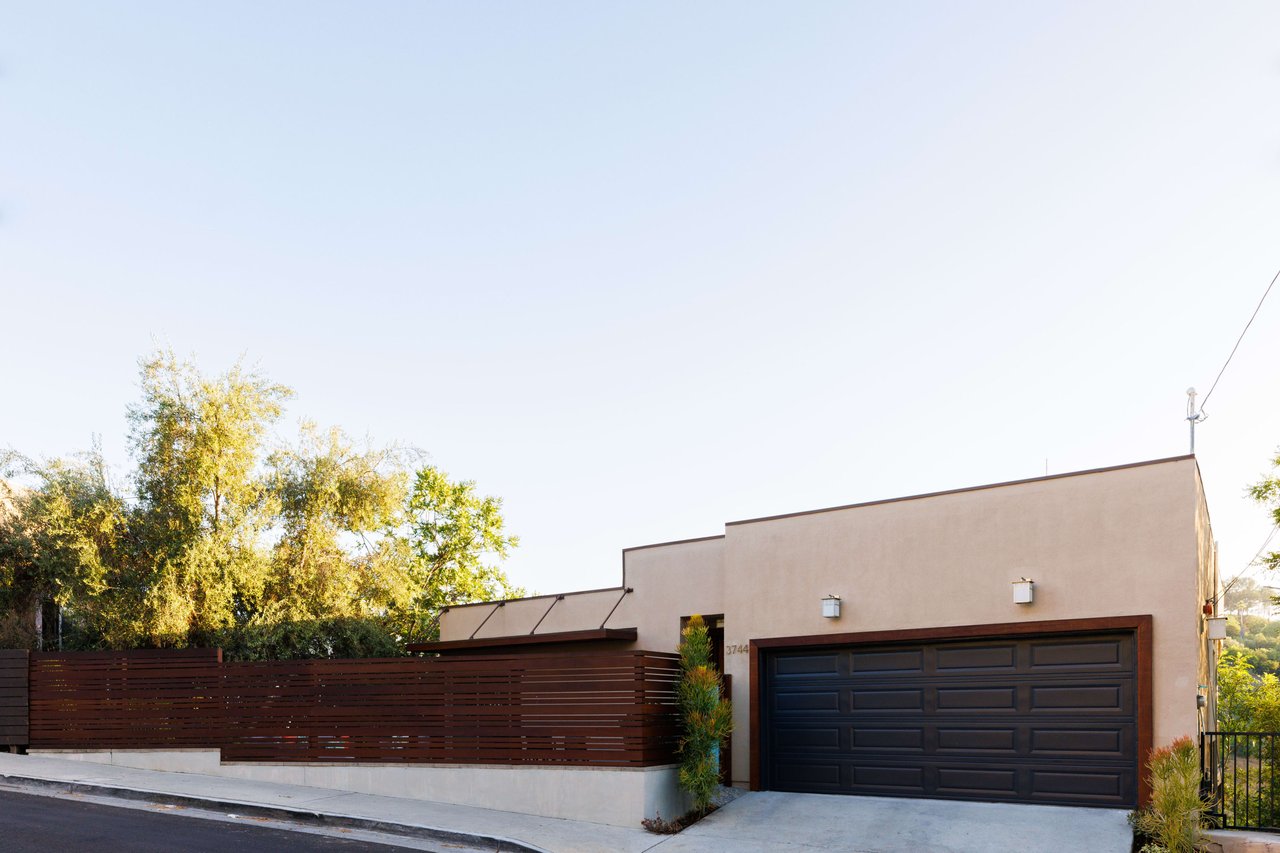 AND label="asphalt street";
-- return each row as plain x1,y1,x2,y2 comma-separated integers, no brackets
0,788,429,852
